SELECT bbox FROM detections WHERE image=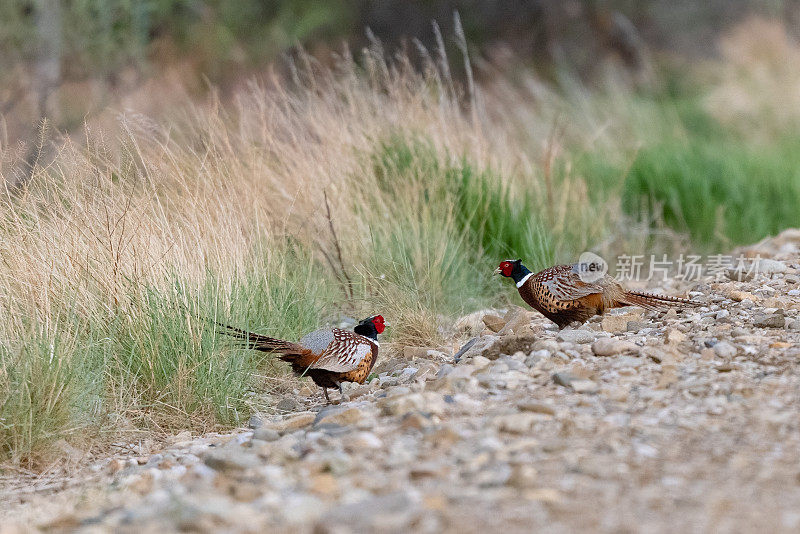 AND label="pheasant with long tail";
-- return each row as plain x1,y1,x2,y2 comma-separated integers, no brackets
219,315,385,402
496,259,697,329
